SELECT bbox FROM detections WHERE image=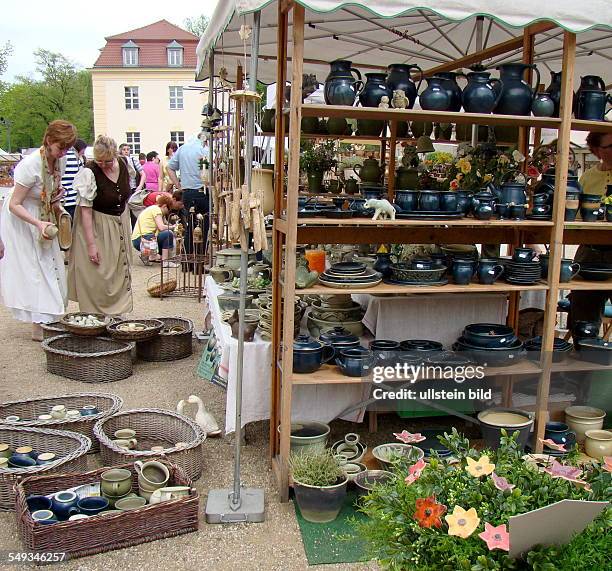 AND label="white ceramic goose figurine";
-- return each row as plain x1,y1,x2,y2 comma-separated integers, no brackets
179,395,221,437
